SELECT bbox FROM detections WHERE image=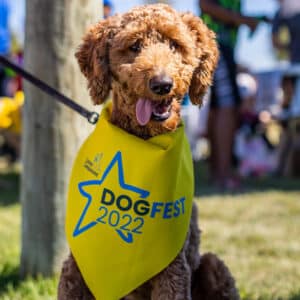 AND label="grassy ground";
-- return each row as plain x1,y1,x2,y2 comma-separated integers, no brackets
197,193,300,300
0,162,299,300
0,170,58,300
